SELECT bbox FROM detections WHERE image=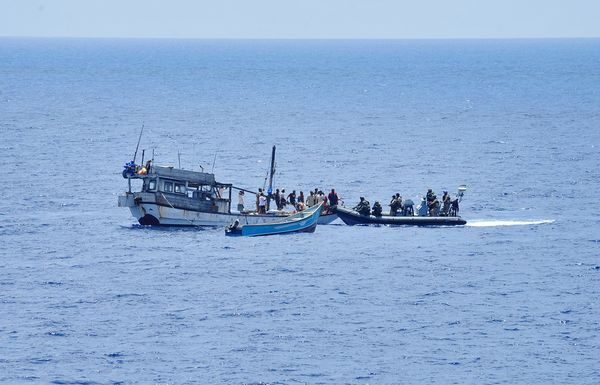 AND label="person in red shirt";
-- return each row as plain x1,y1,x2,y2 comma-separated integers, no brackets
327,188,339,206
